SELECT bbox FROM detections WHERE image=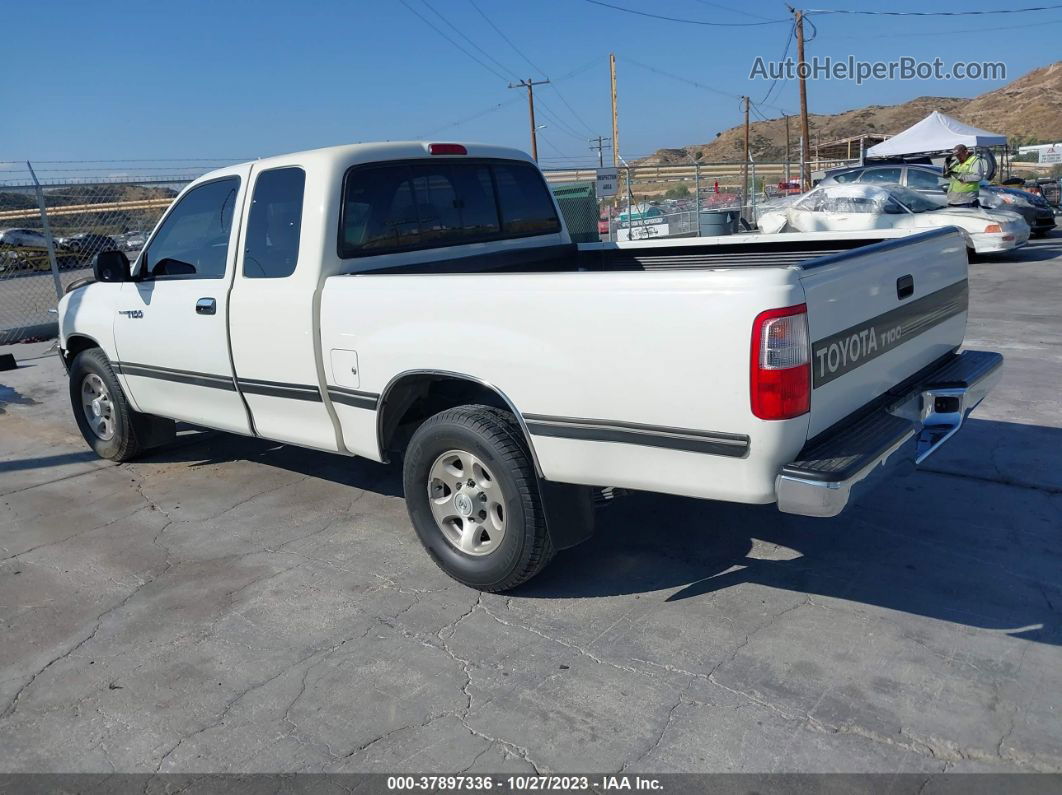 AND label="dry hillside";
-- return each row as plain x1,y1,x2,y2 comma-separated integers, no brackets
642,62,1062,164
